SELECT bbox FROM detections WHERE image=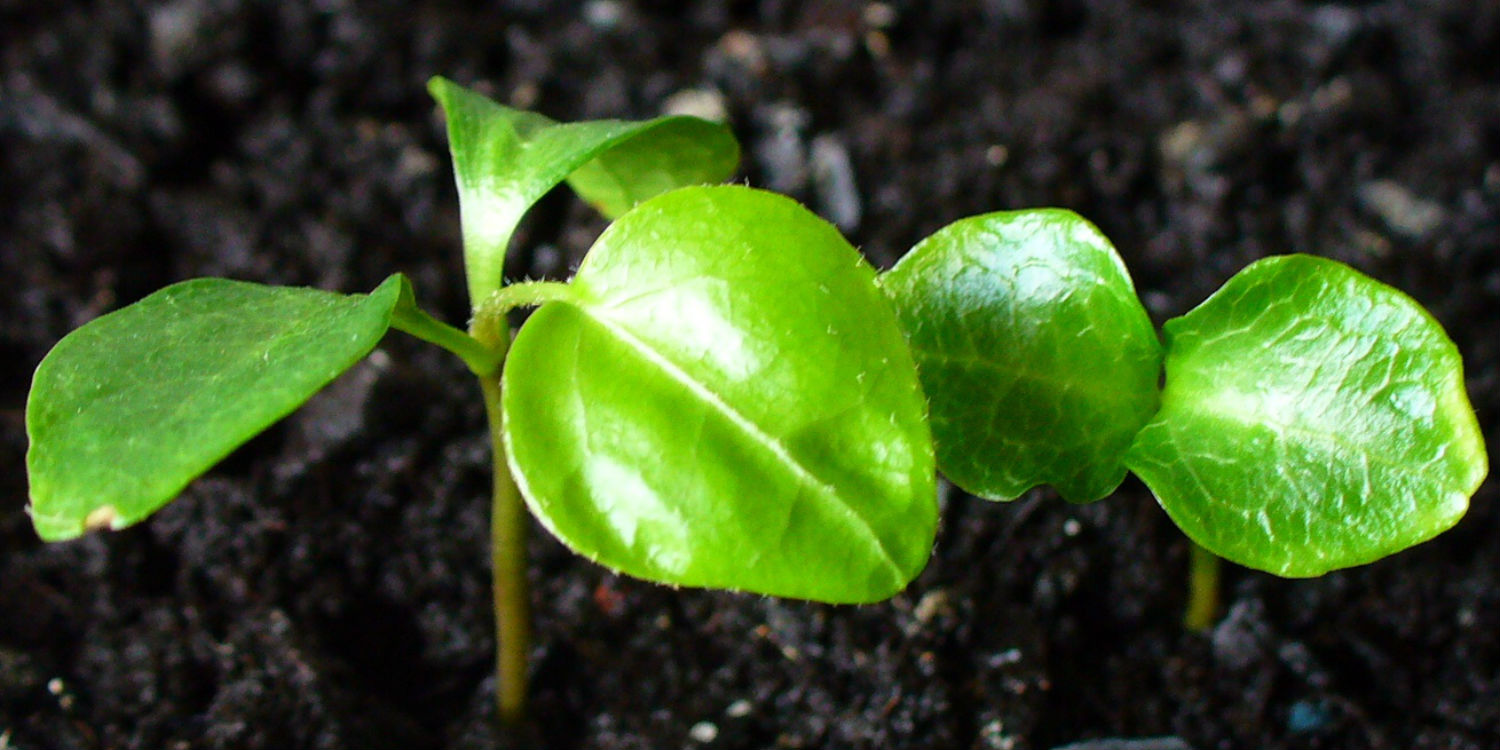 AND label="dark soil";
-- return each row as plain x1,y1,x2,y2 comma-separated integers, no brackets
3,1,1498,748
